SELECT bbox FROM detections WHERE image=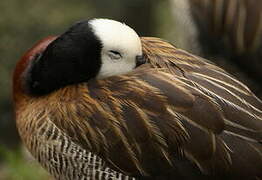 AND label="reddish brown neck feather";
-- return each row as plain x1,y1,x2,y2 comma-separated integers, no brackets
13,36,57,104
